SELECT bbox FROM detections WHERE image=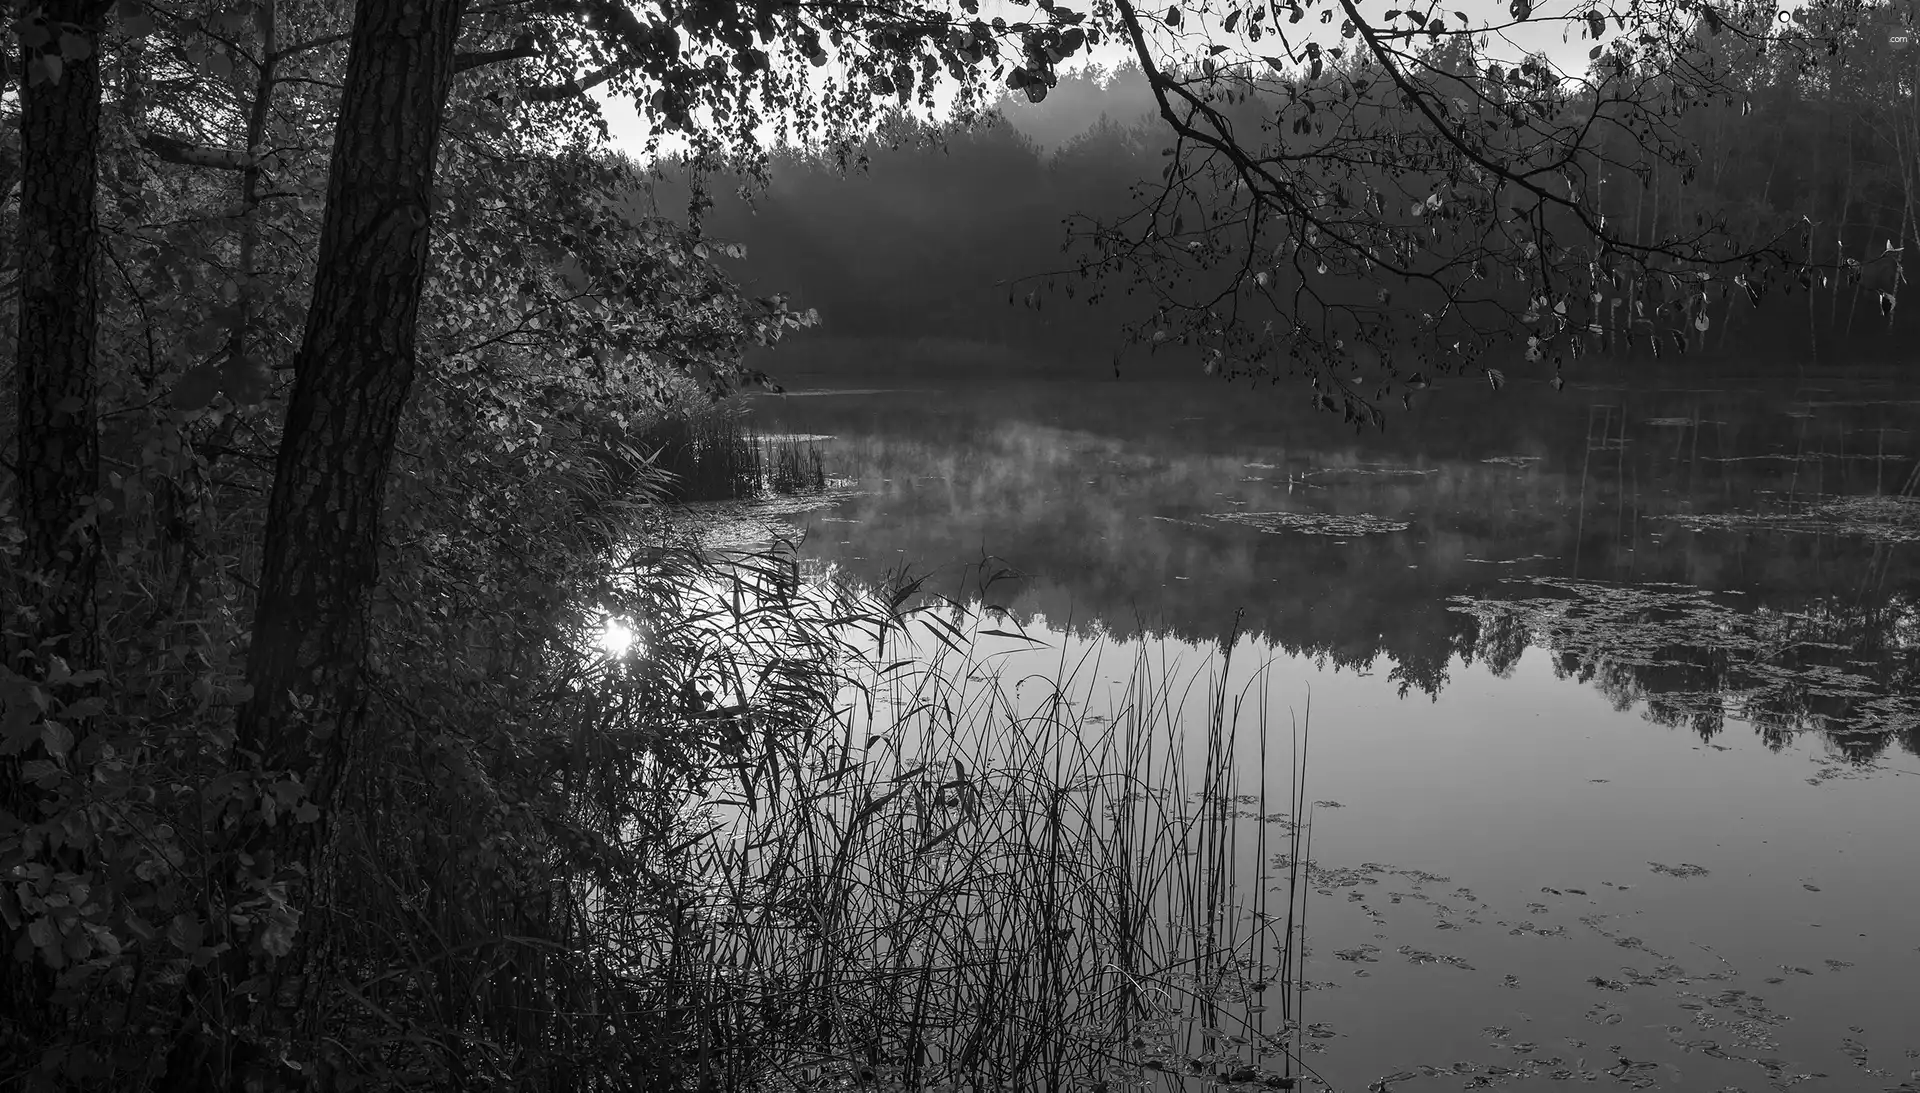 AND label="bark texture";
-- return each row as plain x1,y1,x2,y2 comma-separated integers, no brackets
159,0,467,1088
2,0,103,1055
10,3,103,673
